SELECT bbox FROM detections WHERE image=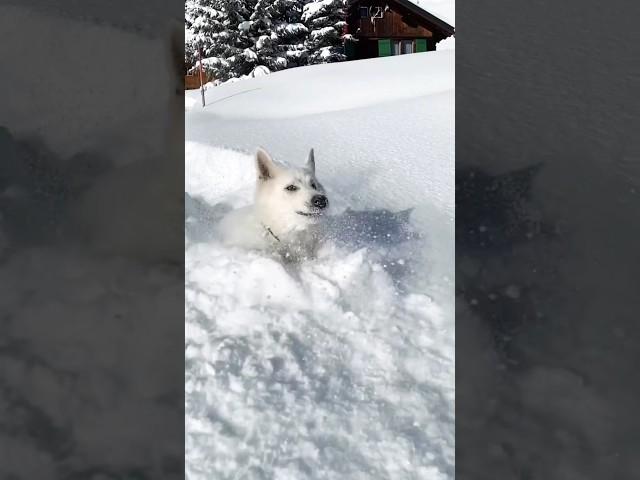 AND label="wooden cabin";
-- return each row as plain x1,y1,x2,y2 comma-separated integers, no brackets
185,72,215,90
185,74,201,90
345,0,454,60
